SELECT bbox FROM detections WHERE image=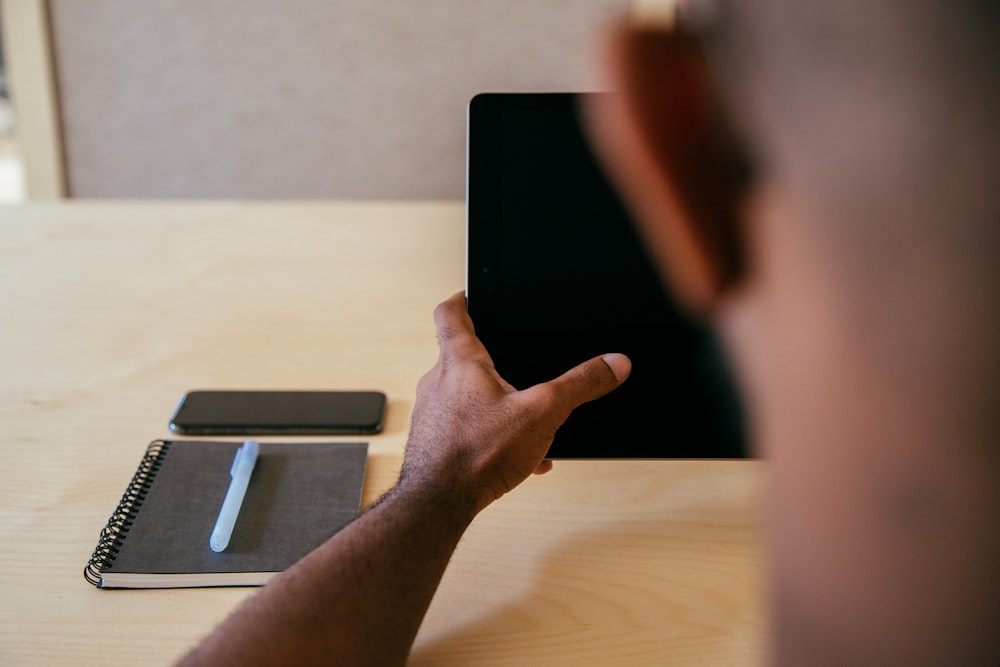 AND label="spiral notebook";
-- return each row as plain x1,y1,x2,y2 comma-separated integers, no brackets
85,439,368,589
